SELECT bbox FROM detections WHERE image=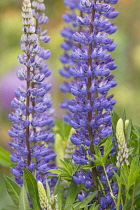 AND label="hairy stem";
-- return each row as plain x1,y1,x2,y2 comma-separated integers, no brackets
87,0,98,192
